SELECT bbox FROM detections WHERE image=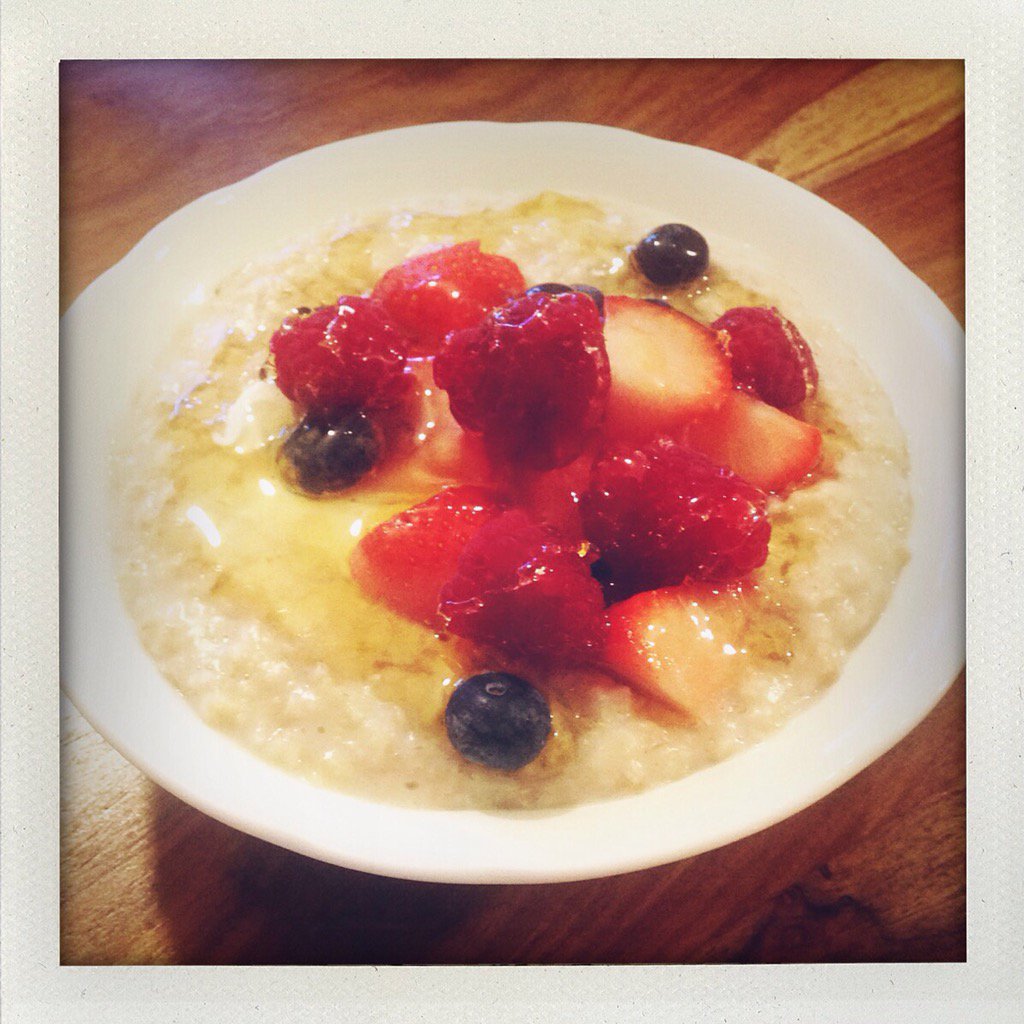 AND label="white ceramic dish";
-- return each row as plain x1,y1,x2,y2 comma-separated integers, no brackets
61,122,964,883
